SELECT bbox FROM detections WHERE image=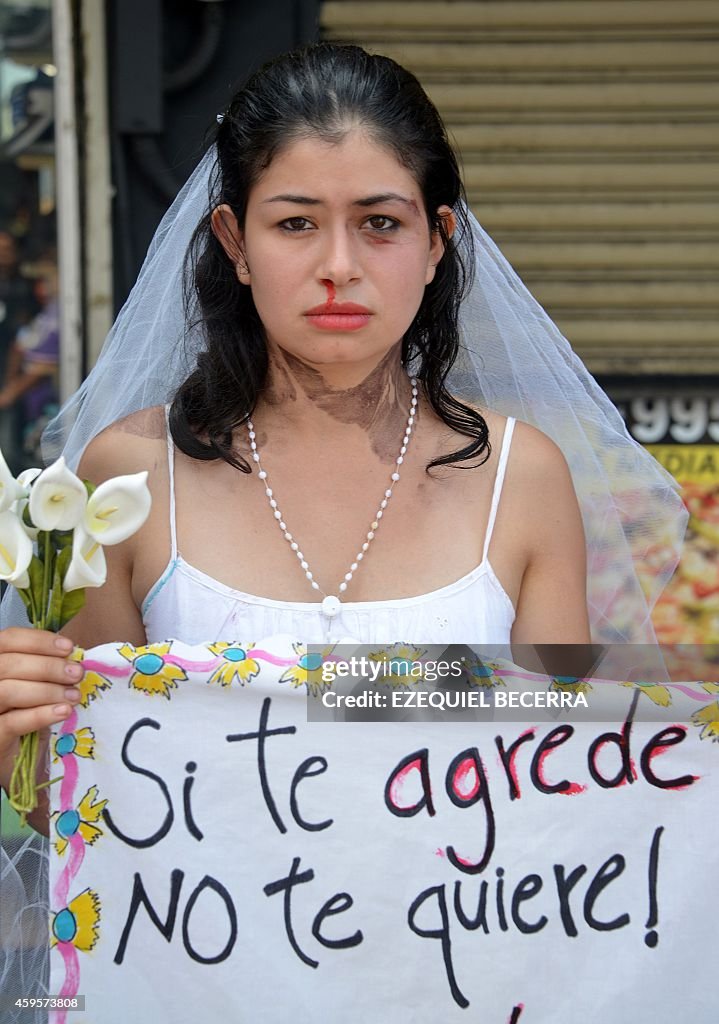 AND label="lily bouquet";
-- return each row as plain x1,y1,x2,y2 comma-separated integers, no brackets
0,450,151,822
